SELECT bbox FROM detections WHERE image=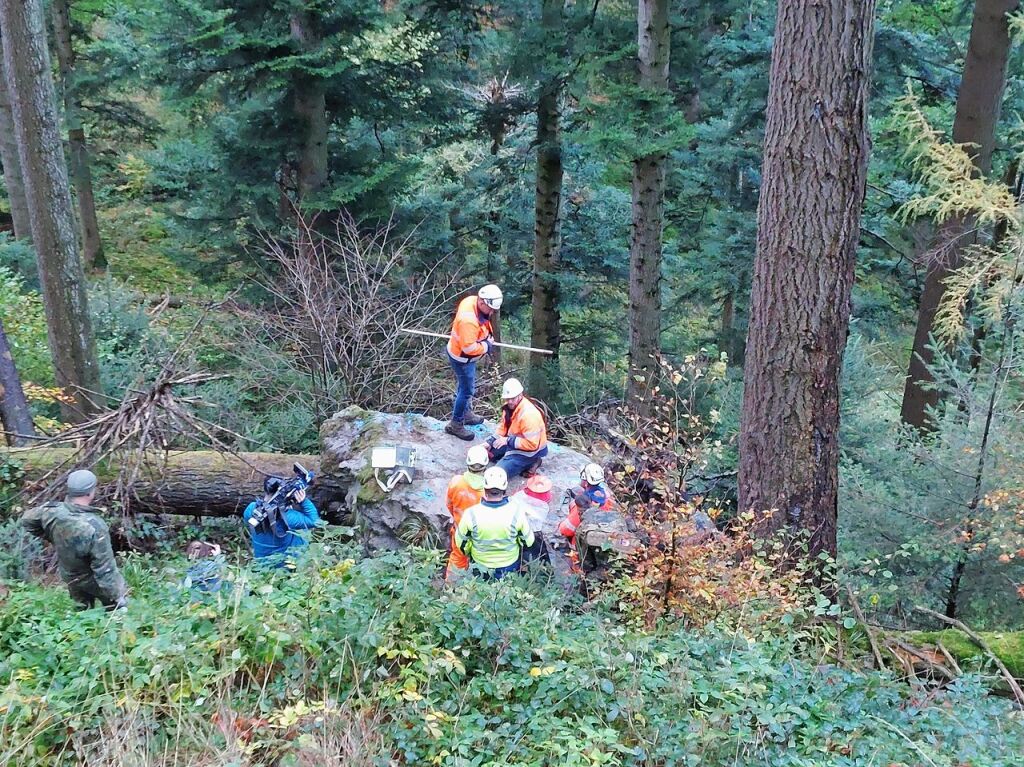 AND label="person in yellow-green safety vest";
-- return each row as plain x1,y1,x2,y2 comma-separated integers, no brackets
455,466,534,580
